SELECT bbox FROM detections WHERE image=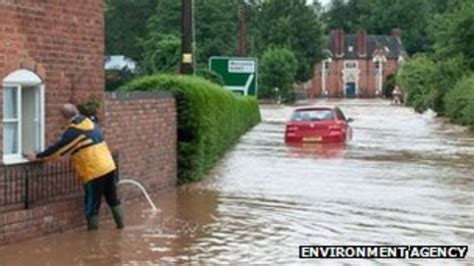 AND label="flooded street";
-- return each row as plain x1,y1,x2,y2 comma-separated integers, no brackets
0,99,473,265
